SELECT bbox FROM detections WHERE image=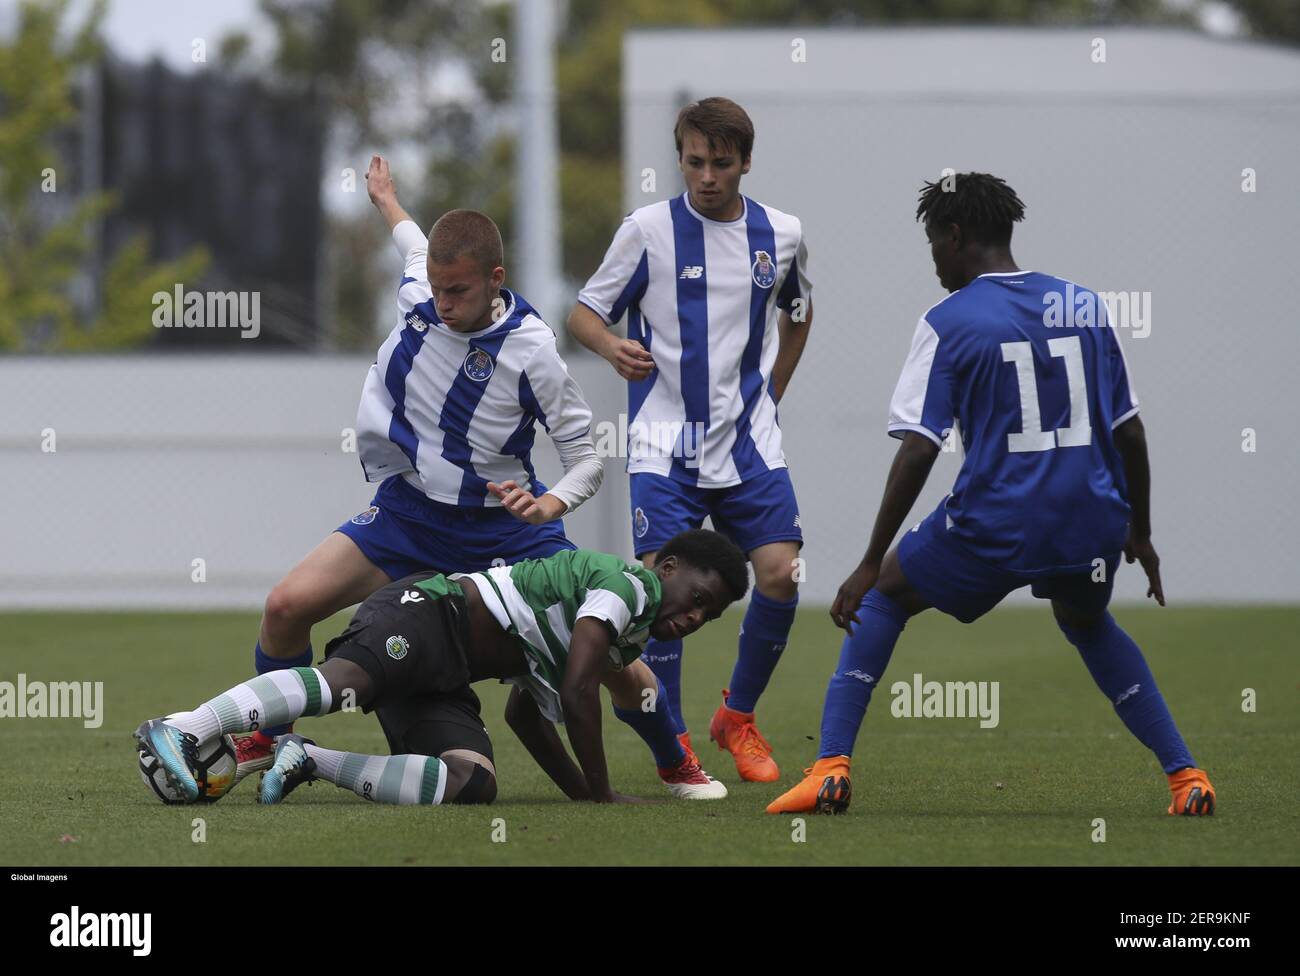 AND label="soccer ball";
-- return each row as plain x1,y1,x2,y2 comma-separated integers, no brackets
138,728,238,805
